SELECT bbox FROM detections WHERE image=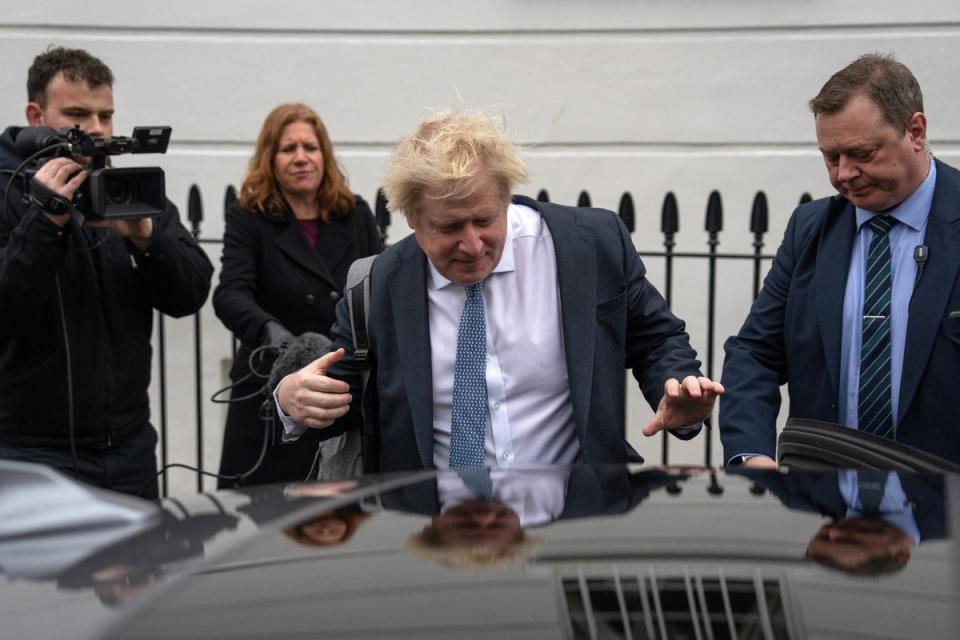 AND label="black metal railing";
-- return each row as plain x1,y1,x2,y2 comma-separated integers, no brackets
154,184,810,495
